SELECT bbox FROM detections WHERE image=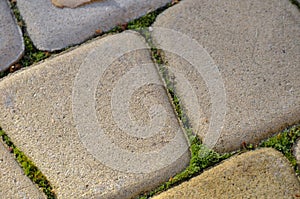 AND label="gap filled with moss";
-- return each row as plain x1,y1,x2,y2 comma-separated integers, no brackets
0,129,56,198
136,27,234,198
